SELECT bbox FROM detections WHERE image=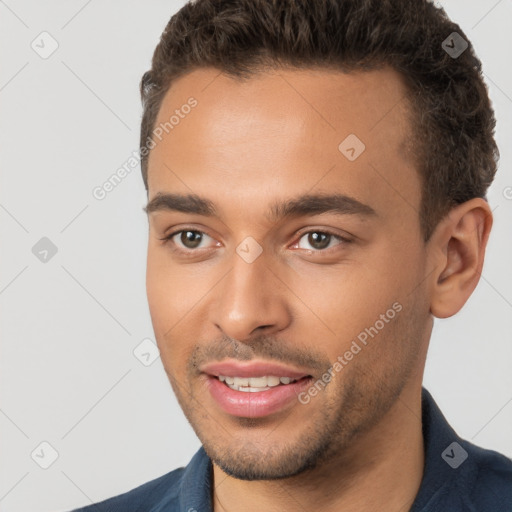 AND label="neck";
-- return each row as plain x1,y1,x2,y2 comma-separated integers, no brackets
212,382,425,512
